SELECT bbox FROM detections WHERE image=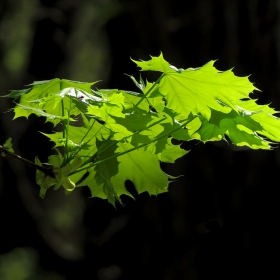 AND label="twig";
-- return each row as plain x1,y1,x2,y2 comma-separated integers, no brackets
0,144,53,177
